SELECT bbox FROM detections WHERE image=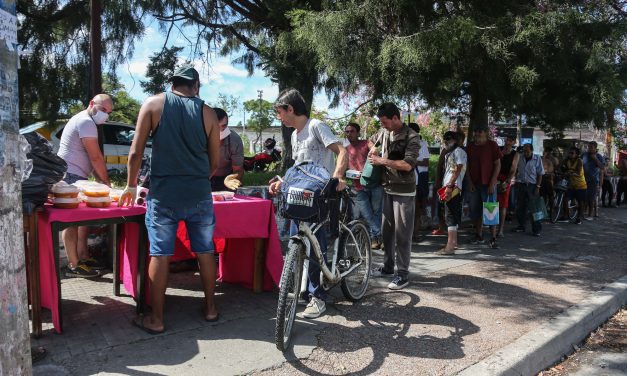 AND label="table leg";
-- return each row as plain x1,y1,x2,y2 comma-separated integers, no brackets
28,213,42,338
110,224,120,296
253,238,266,293
136,219,147,314
51,223,63,332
